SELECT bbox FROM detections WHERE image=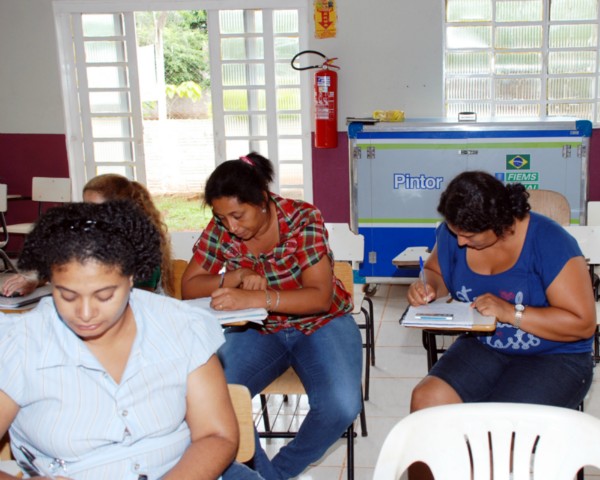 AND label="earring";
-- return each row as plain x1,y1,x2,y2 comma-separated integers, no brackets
262,208,267,213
